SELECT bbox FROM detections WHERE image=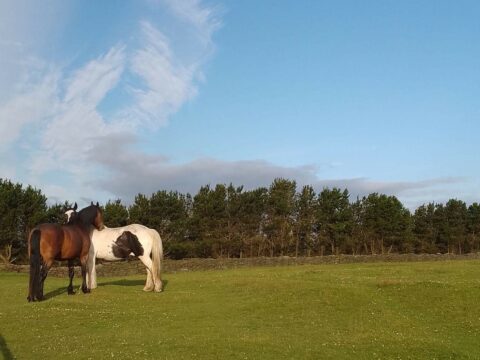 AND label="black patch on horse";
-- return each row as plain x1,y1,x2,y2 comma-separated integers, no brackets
112,231,144,258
